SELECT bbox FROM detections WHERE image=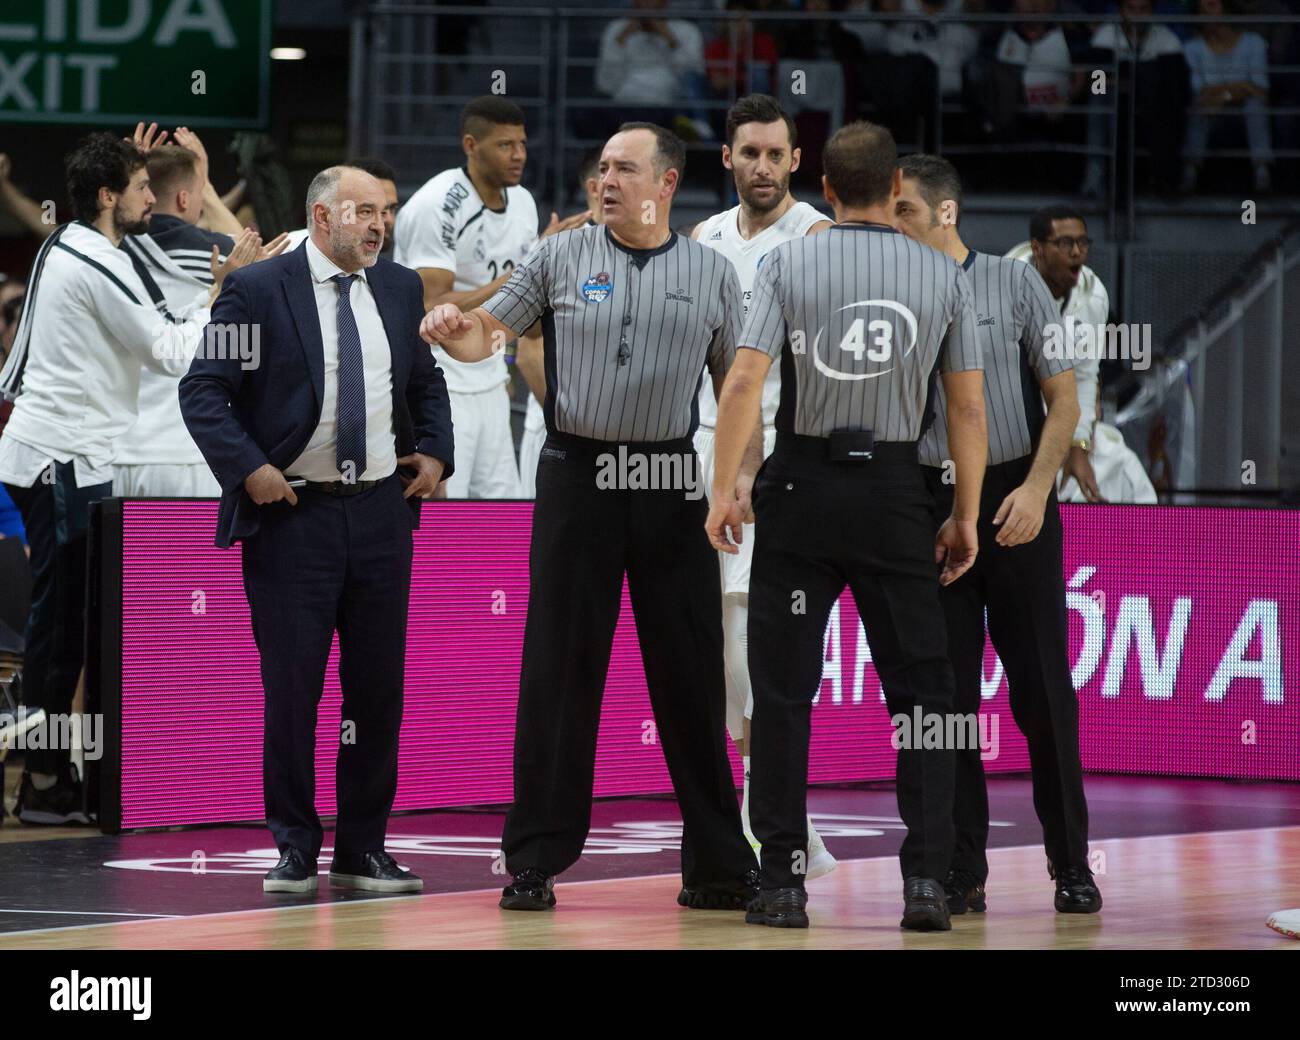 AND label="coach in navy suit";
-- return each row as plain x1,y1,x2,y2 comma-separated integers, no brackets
180,166,454,895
